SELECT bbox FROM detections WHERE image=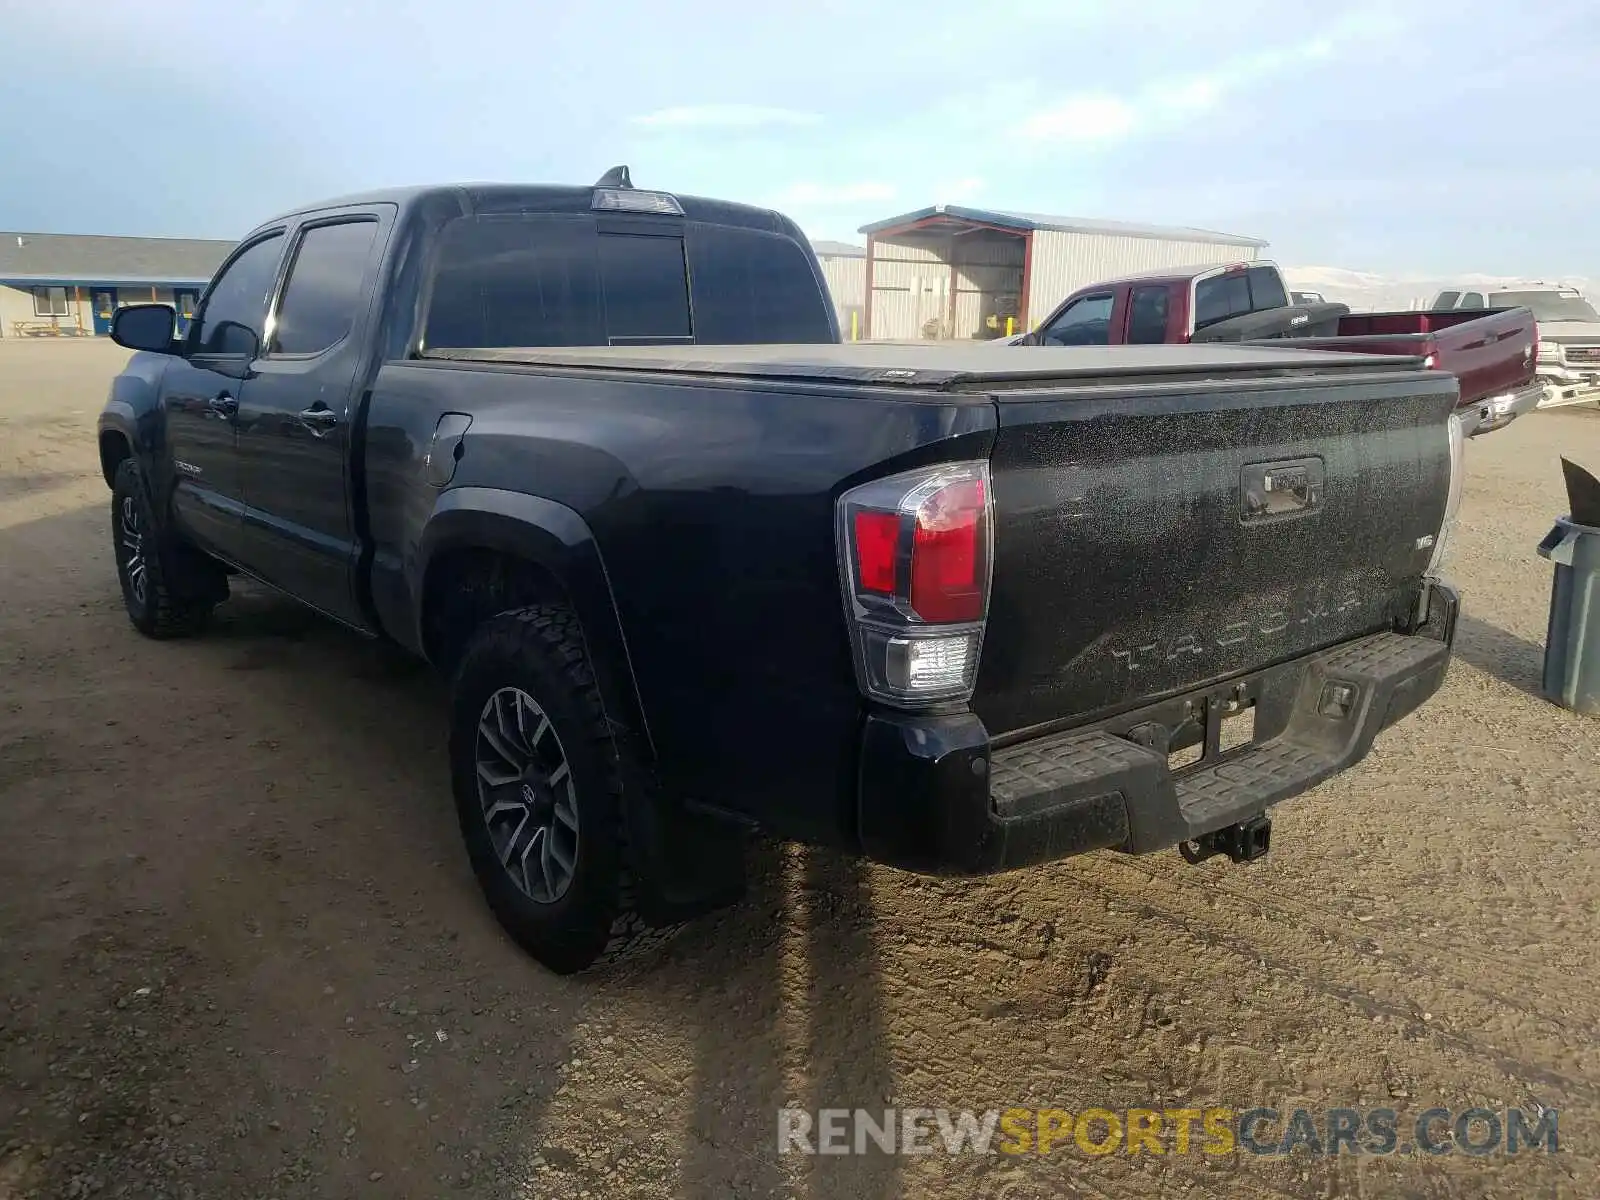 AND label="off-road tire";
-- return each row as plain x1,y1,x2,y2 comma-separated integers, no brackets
448,605,683,974
111,458,216,639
